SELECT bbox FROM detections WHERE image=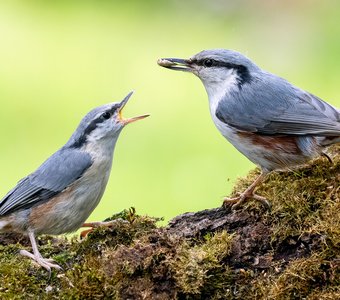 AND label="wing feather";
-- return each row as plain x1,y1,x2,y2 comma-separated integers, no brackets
215,72,340,136
0,148,92,216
